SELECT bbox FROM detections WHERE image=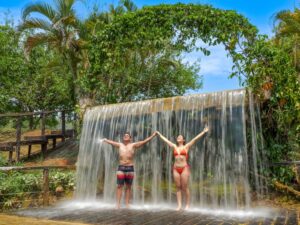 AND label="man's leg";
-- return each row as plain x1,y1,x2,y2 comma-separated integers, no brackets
116,185,123,209
125,184,132,208
116,169,125,209
124,170,134,208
